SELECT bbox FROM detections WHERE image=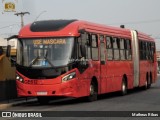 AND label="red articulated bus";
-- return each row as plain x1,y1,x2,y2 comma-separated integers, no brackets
8,20,157,104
